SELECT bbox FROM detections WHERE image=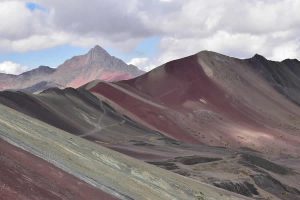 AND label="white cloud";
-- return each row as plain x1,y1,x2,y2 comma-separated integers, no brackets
0,0,152,53
157,32,267,65
128,57,155,71
128,57,149,66
0,1,33,40
141,0,300,69
0,0,55,52
0,0,300,70
0,61,28,75
270,41,300,61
